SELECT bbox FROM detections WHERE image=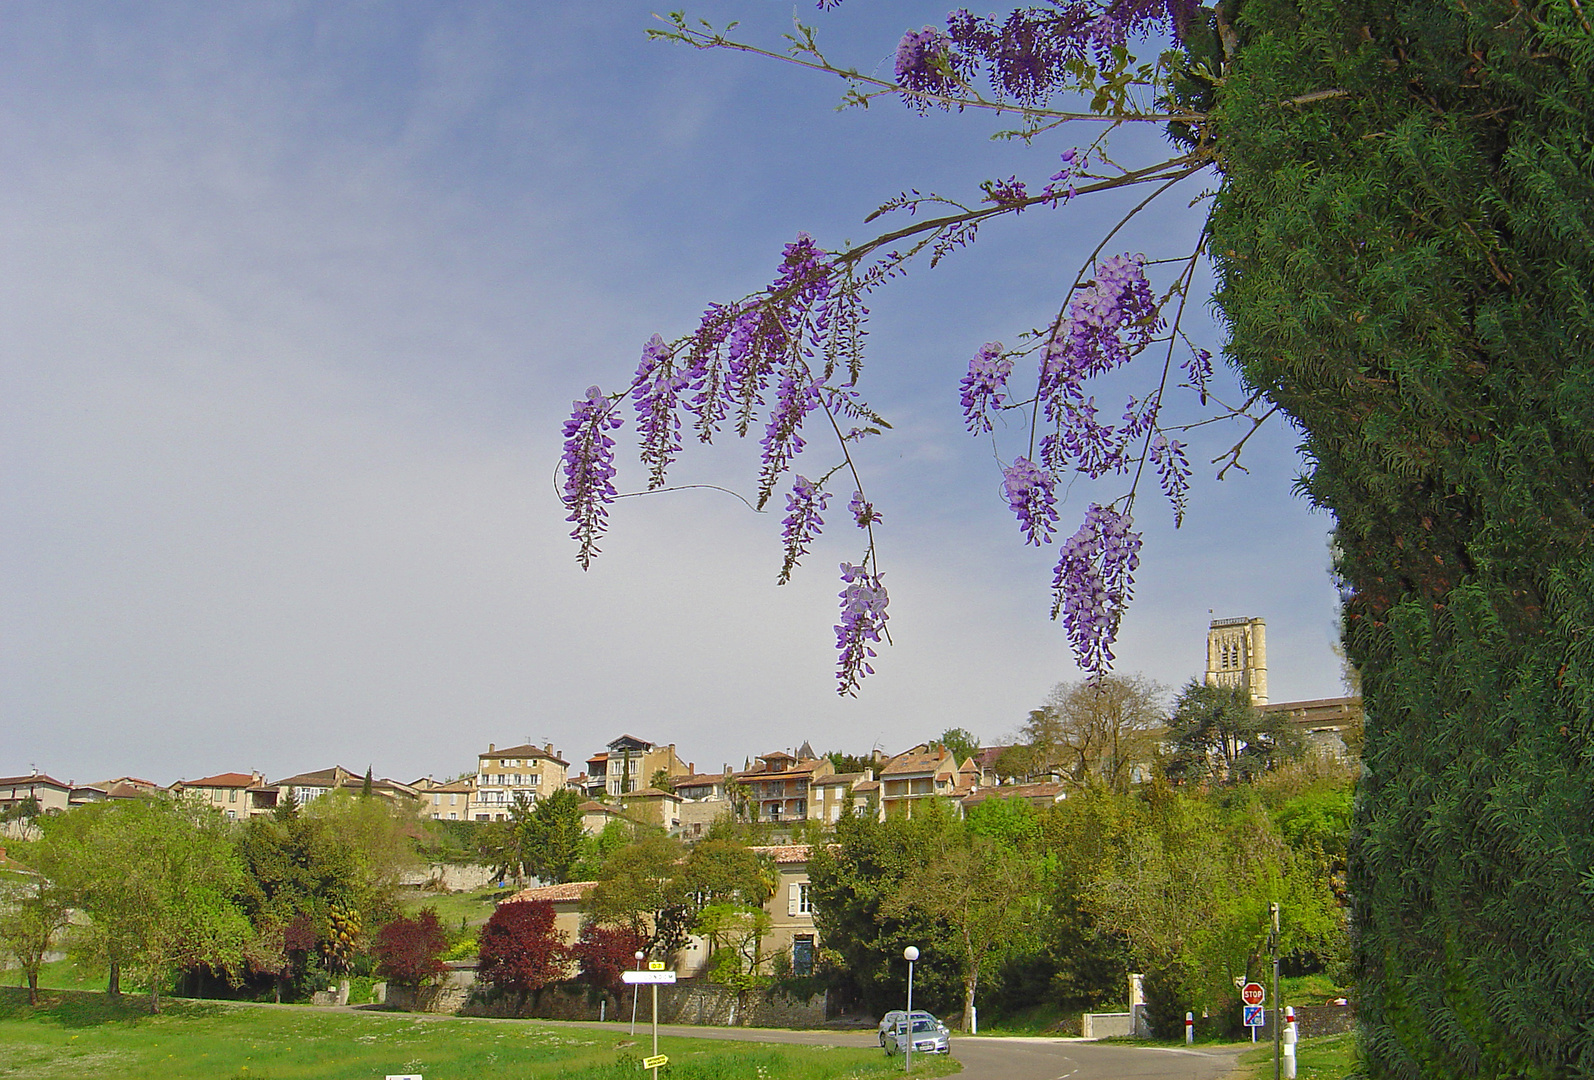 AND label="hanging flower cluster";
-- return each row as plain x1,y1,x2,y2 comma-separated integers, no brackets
960,342,1013,433
835,561,889,696
1002,457,1059,545
561,386,625,569
779,476,829,585
1051,503,1142,678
